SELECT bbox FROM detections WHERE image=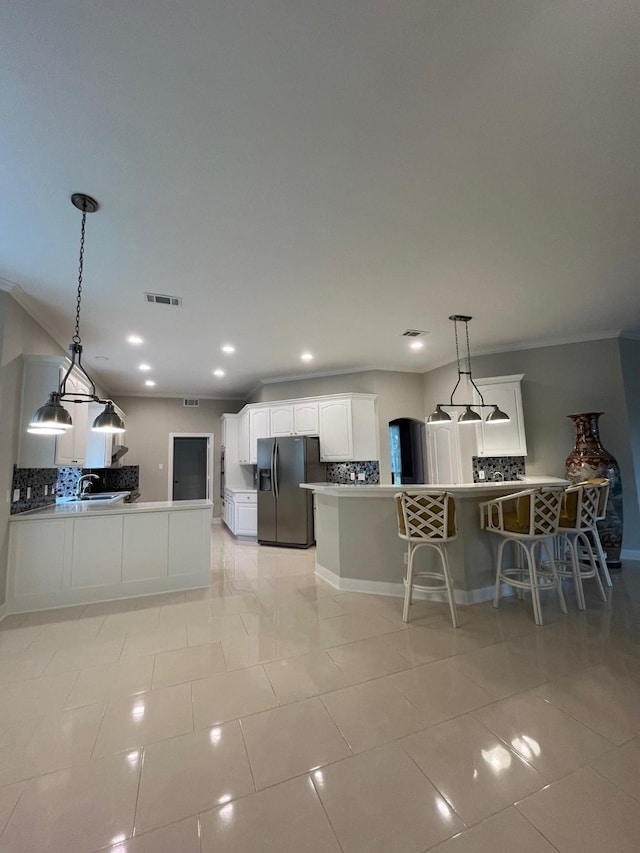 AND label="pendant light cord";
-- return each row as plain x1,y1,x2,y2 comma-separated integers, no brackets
73,204,87,344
